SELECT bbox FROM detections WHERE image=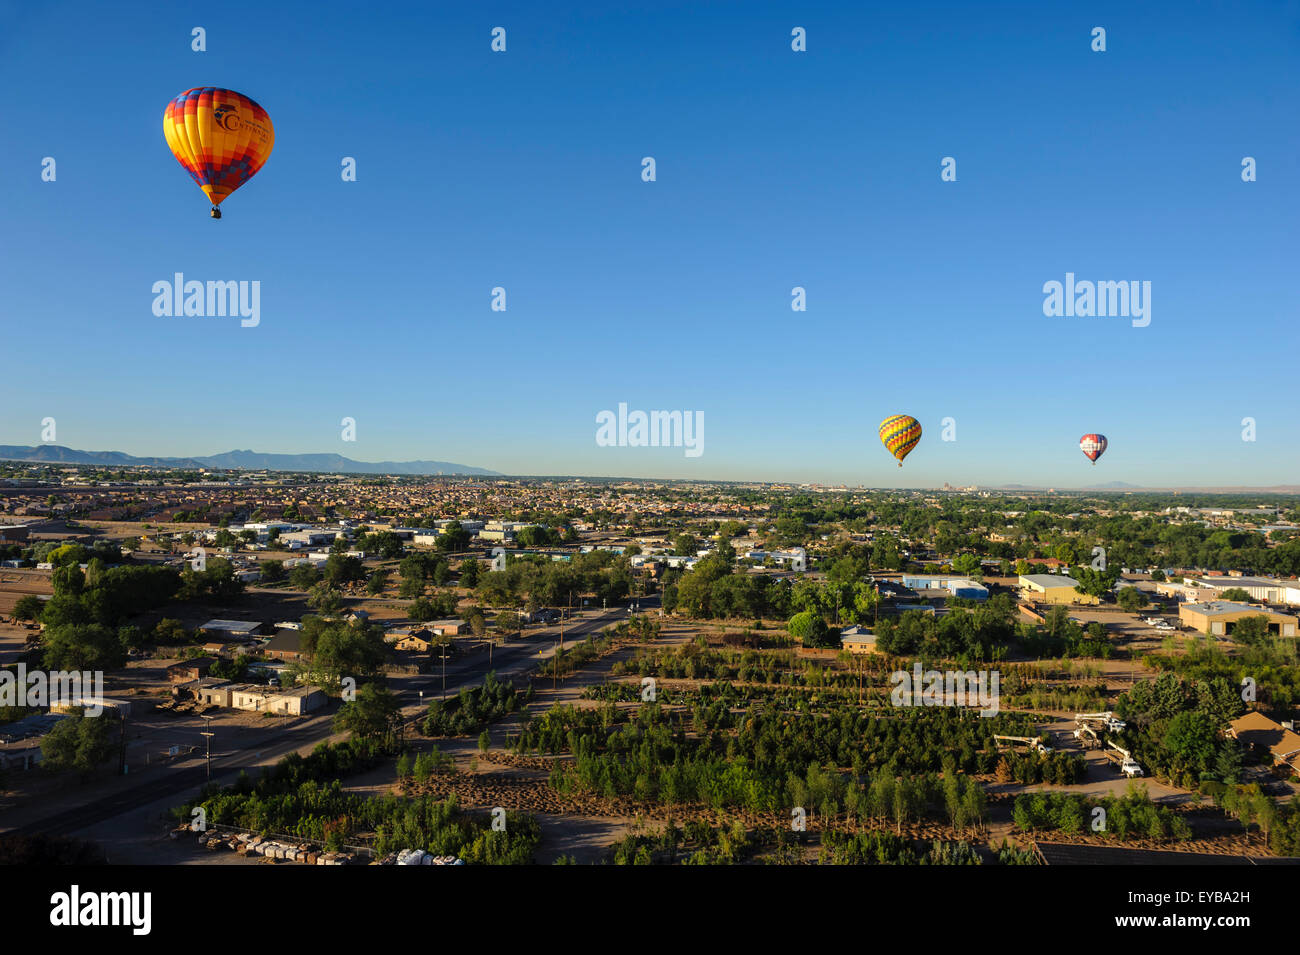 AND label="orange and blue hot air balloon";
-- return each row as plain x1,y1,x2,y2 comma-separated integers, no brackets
879,415,922,467
164,88,274,218
1079,433,1108,465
